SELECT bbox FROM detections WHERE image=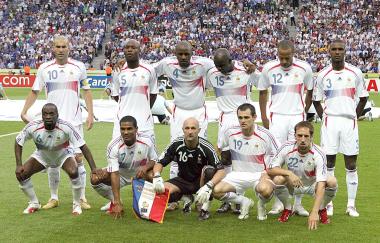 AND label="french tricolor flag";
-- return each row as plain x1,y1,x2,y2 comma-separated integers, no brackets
132,178,170,223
